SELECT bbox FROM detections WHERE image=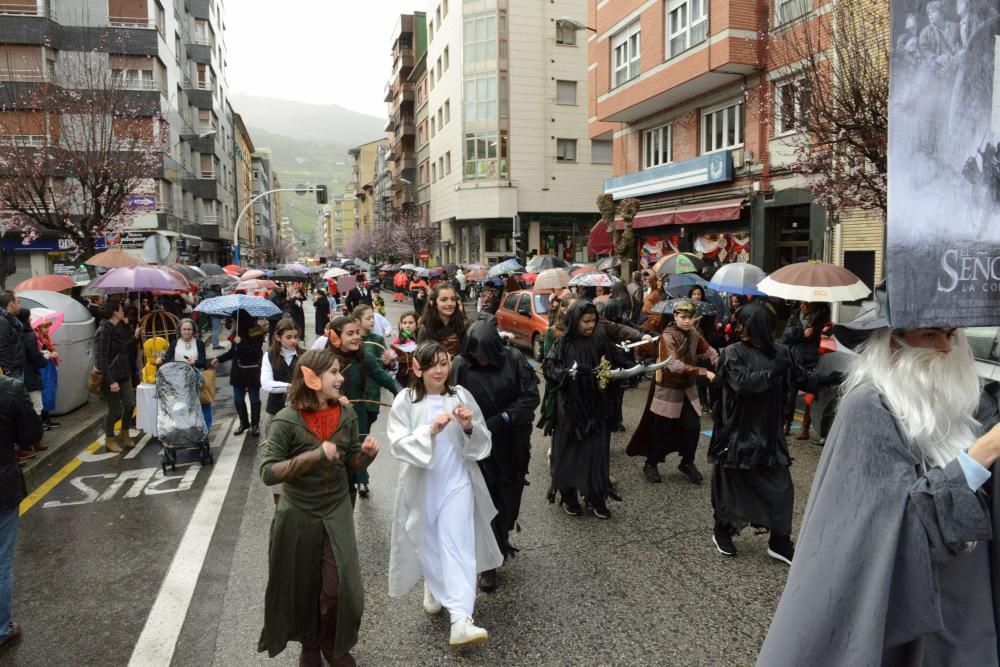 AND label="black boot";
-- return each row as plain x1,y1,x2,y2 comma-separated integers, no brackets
233,401,250,435
250,401,261,436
